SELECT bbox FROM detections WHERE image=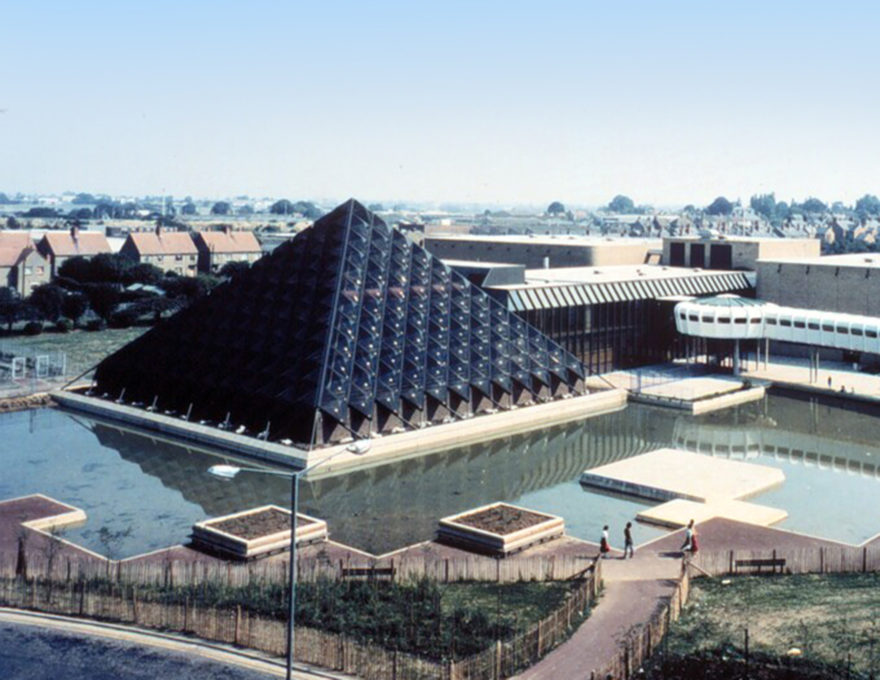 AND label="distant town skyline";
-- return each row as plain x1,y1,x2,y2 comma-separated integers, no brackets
3,1,880,207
